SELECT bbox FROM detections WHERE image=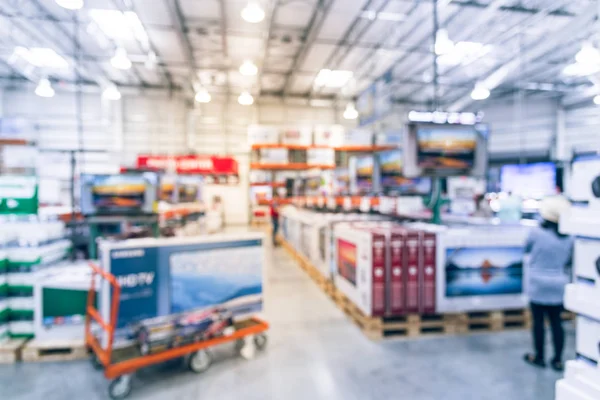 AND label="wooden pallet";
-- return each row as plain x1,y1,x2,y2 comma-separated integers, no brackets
22,339,87,362
281,240,335,296
280,239,571,340
0,339,28,363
